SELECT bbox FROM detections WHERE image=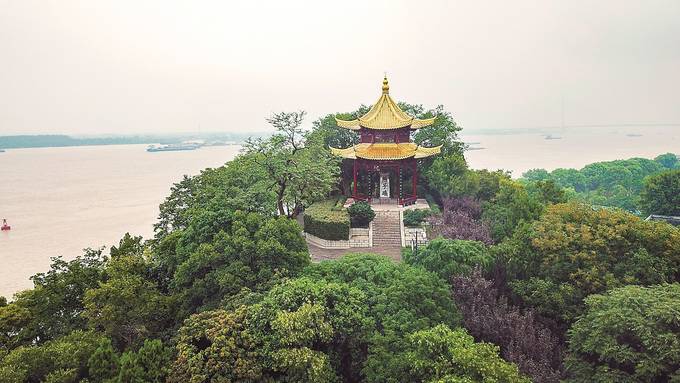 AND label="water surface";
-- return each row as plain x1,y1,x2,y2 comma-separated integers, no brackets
462,126,679,176
1,126,678,298
0,144,239,298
